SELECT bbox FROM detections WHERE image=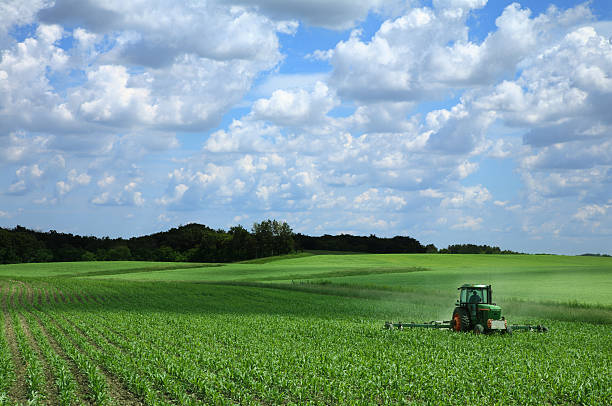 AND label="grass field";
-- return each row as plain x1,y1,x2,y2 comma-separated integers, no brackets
0,253,610,404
